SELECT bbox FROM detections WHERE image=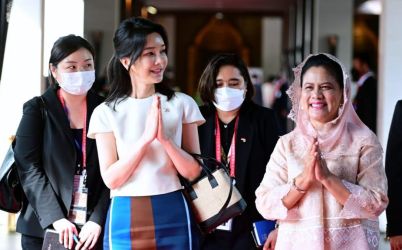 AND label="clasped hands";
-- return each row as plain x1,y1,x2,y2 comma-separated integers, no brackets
142,95,169,145
296,137,333,192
